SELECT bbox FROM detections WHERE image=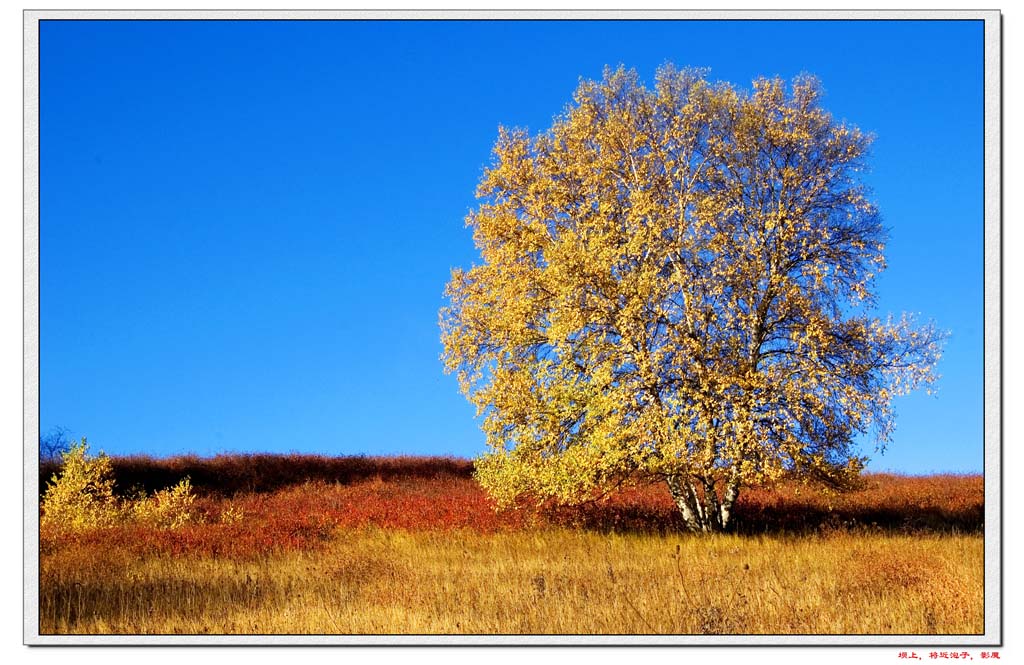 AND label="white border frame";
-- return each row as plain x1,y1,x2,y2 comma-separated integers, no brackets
23,9,1002,647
